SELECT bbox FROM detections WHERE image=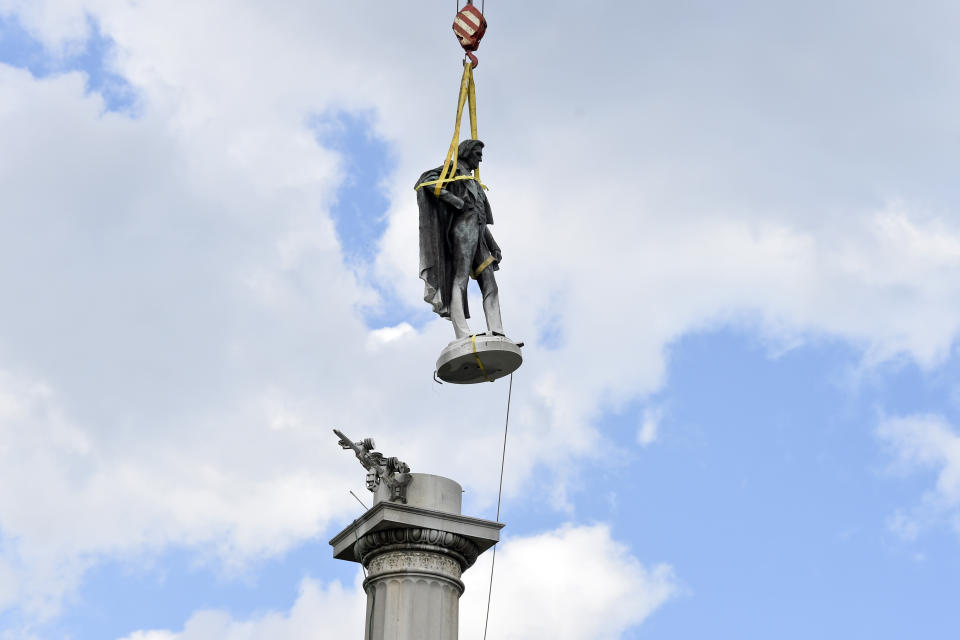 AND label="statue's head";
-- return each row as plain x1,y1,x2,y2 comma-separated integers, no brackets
458,139,484,170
